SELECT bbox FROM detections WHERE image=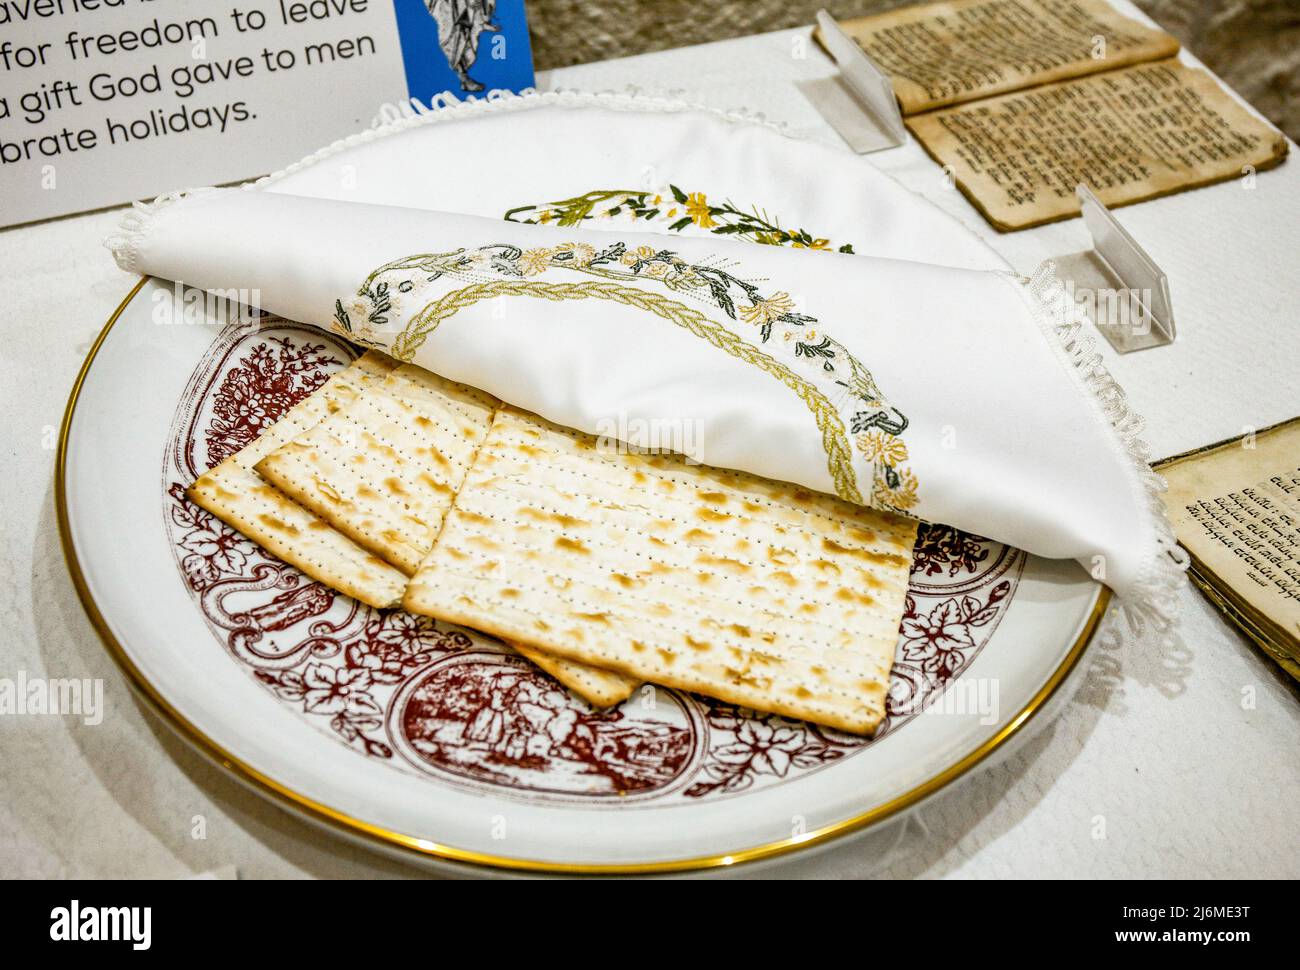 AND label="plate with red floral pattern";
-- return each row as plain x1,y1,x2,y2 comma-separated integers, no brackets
59,95,1107,873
